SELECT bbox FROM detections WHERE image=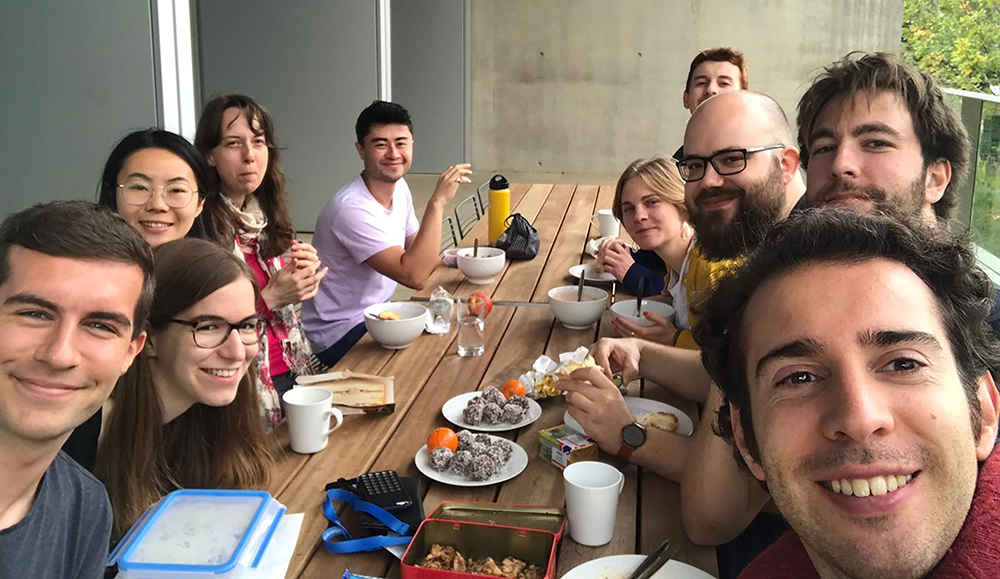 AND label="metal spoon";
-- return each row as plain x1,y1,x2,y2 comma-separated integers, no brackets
577,268,586,301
